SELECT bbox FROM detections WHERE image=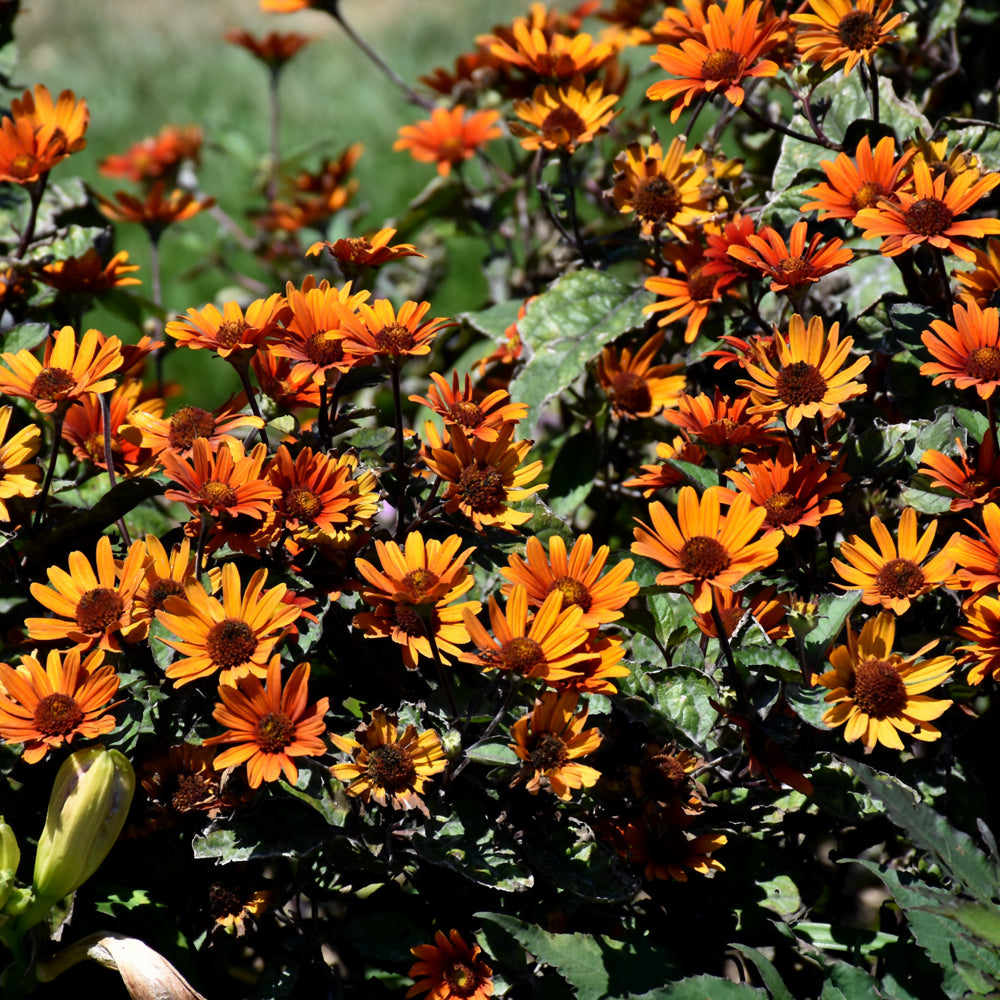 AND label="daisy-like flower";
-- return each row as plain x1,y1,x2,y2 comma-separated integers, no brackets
37,248,141,294
407,930,494,1000
123,399,262,460
252,347,322,412
791,0,904,76
596,332,686,420
155,563,302,687
722,445,848,537
957,594,1000,684
815,611,953,750
208,882,275,938
920,299,1000,398
0,325,123,415
0,116,72,184
410,371,528,443
905,133,983,185
630,742,707,815
608,135,711,239
801,135,914,223
736,314,870,429
27,535,149,651
394,106,503,176
203,657,329,789
612,814,727,881
166,294,291,366
919,435,1000,511
132,534,222,627
224,29,312,70
330,708,446,816
500,533,638,628
0,648,120,764
550,633,631,696
509,690,602,800
0,405,42,520
487,19,616,80
11,83,89,151
335,297,453,365
623,436,708,496
703,211,759,284
727,220,853,295
831,506,956,614
663,389,783,453
944,503,1000,596
510,76,619,153
855,160,1000,262
692,584,792,641
99,123,202,184
306,228,425,269
955,238,1000,307
423,422,545,532
95,182,215,239
462,585,593,683
631,485,782,614
646,0,782,123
